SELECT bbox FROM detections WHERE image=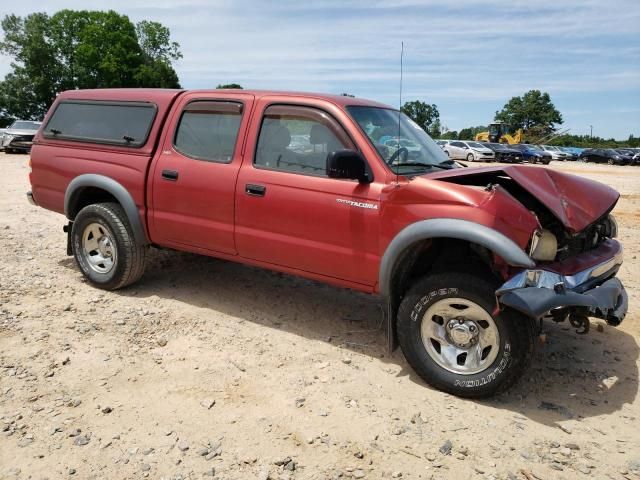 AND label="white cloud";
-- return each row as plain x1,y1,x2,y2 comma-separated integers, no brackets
0,0,638,137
